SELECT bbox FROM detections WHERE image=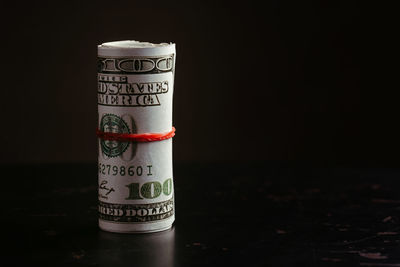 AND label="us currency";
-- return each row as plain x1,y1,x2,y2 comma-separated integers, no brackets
97,41,176,233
